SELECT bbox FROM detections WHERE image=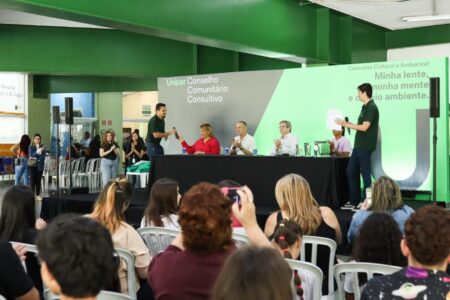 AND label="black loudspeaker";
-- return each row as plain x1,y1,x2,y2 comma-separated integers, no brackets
430,77,440,118
60,187,89,196
52,106,61,124
65,97,74,124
